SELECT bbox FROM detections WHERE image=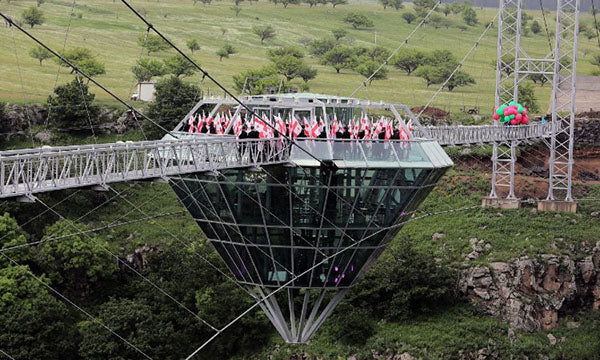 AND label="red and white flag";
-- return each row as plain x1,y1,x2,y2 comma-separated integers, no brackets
232,115,243,137
188,115,196,133
310,117,321,138
275,115,286,137
290,117,302,138
385,121,393,140
254,117,268,139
